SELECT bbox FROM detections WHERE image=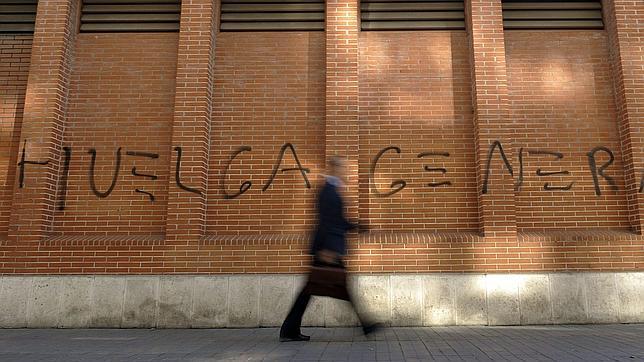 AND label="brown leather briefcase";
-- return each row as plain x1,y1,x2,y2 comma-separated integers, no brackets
306,263,349,299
